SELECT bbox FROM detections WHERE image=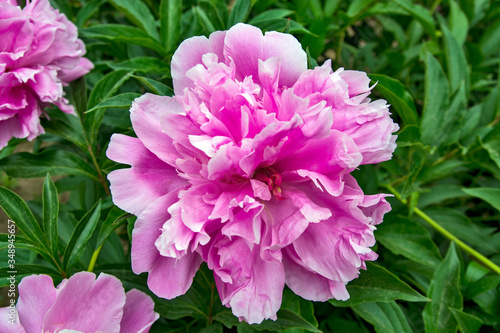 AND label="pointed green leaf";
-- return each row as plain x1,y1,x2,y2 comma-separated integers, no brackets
390,0,436,38
450,309,482,333
423,242,462,333
369,74,418,125
95,209,131,250
248,9,295,24
352,302,412,333
81,24,166,56
108,0,159,40
0,187,46,247
63,200,102,272
420,51,451,146
442,22,469,95
448,0,469,45
0,150,99,180
43,174,59,259
160,0,182,52
227,0,252,27
462,187,500,212
0,265,60,286
329,262,429,307
133,75,174,96
85,93,141,114
376,216,442,267
107,57,170,75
